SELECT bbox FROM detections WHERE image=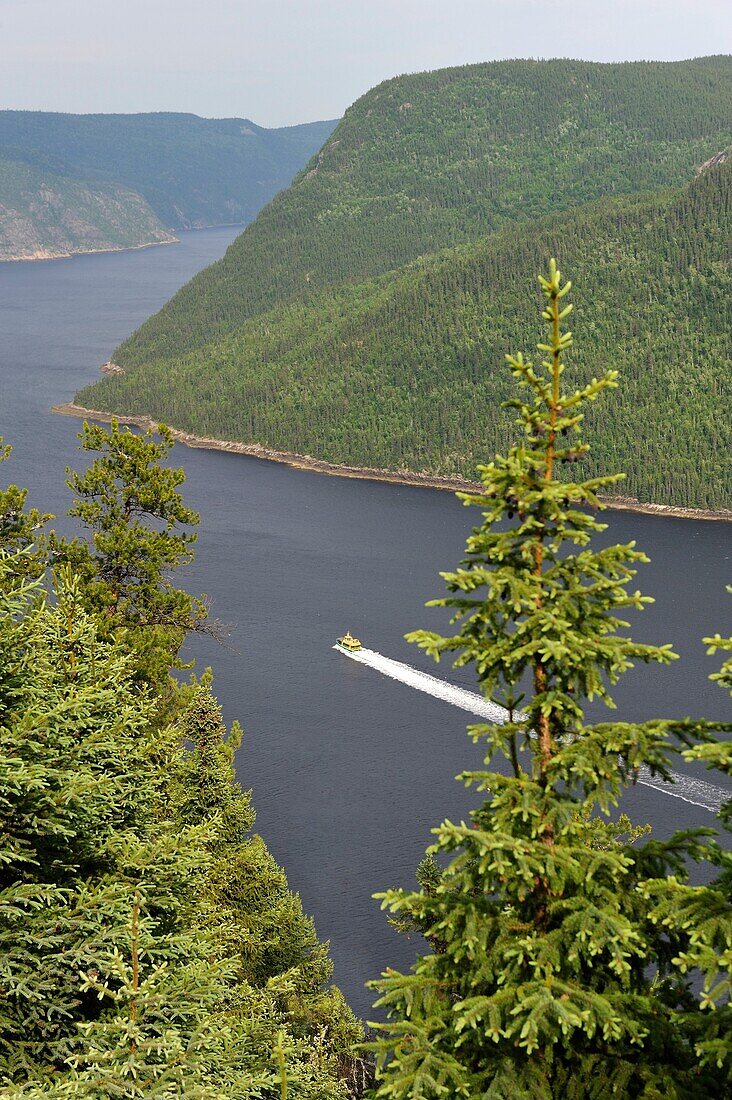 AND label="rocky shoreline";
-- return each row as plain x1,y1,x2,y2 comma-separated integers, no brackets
1,235,178,265
52,402,732,523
